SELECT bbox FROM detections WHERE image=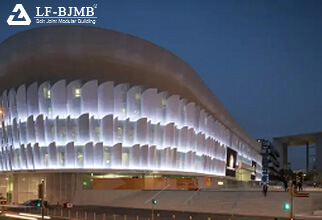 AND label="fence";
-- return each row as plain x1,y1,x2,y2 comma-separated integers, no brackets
1,206,221,220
